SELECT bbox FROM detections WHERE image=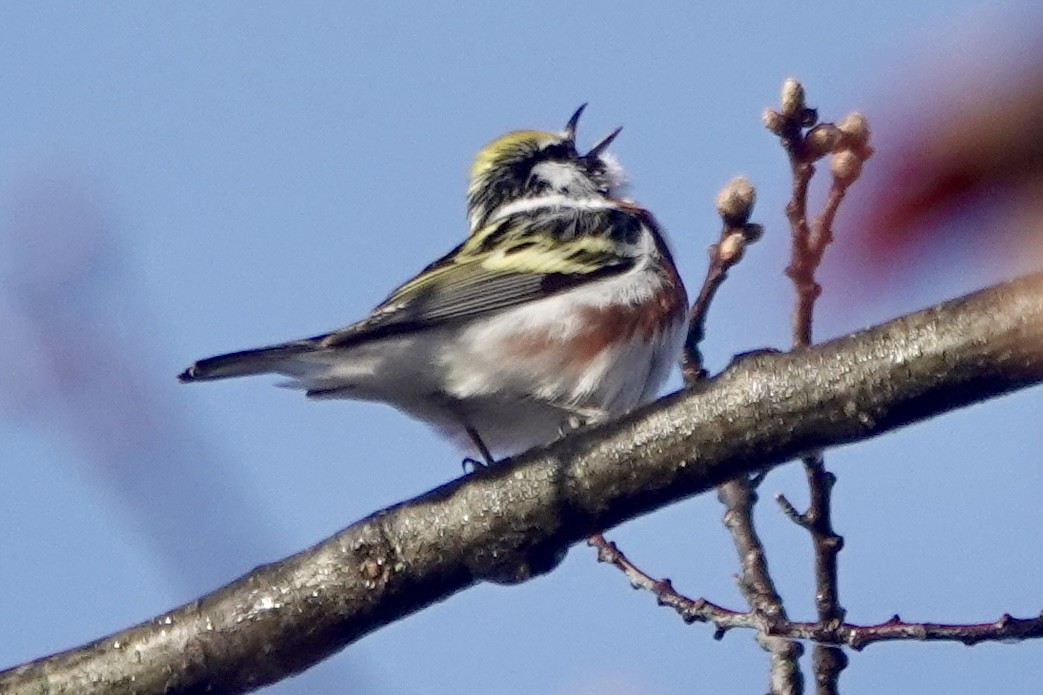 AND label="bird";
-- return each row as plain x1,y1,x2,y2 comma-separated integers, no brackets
179,105,688,464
